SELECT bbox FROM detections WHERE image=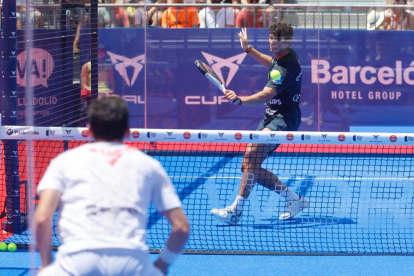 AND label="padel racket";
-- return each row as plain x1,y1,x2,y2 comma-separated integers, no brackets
194,59,239,104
